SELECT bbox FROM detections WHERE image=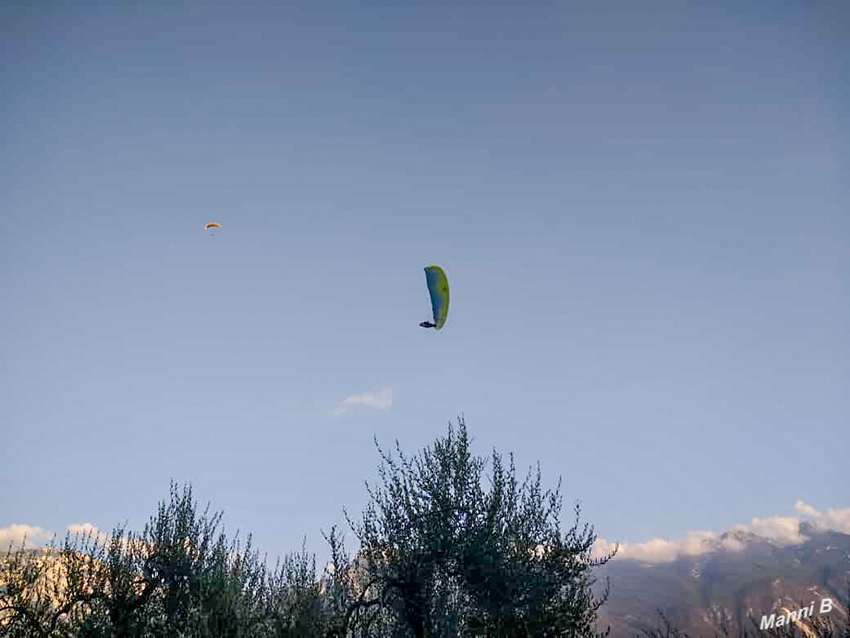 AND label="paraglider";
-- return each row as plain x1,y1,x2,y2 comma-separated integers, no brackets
420,265,449,330
205,222,221,235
